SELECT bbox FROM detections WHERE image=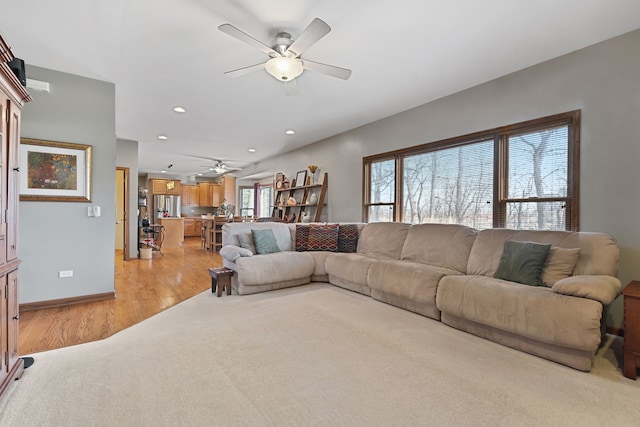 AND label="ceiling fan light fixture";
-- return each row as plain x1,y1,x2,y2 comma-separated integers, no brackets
265,57,303,81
